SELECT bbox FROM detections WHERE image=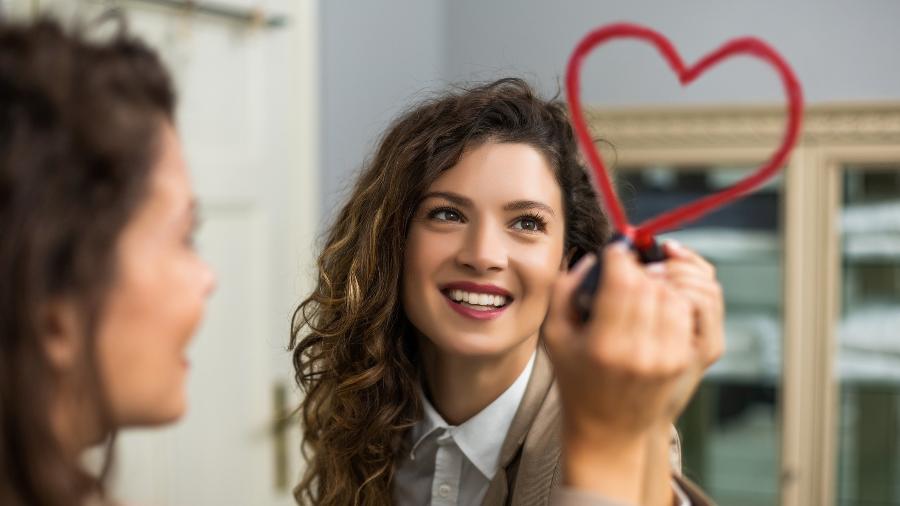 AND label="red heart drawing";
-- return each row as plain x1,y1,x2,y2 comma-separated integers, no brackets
565,23,803,248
